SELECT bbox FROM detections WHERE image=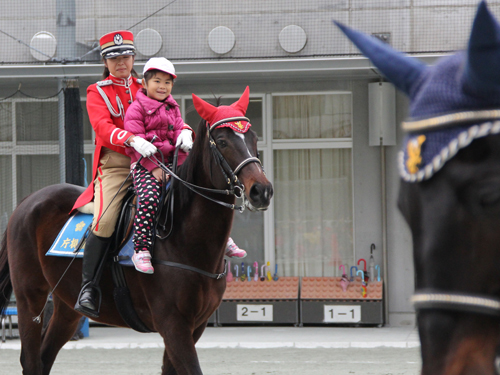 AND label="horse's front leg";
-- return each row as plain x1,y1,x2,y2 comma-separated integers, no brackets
160,320,209,375
192,321,208,344
161,350,177,375
158,316,202,375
